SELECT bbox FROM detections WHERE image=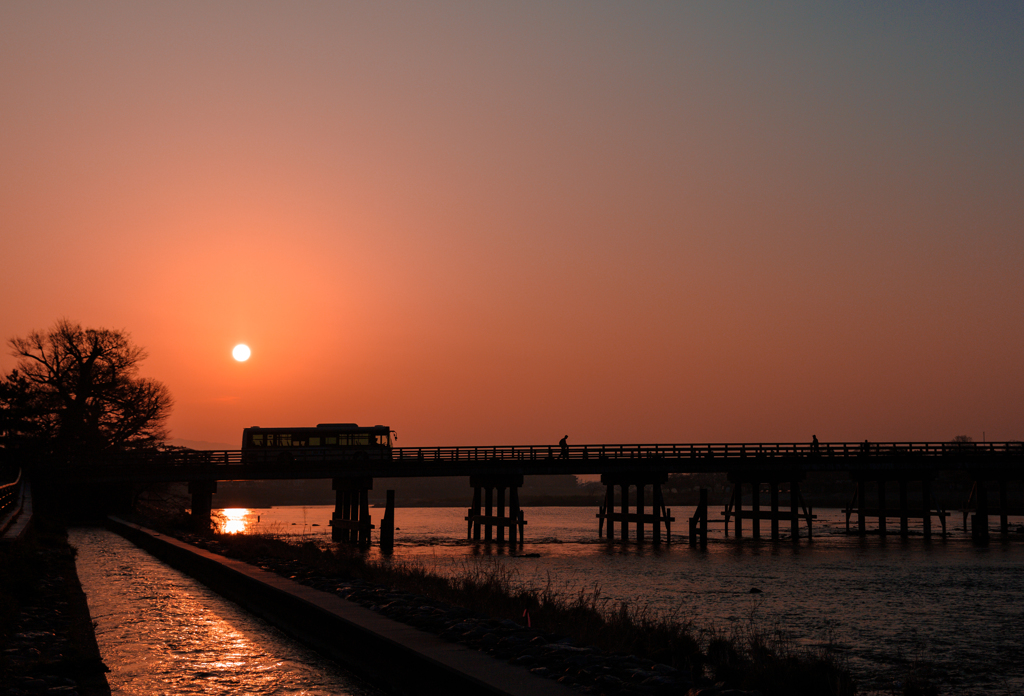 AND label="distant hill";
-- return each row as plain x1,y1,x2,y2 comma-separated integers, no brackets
166,437,235,450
